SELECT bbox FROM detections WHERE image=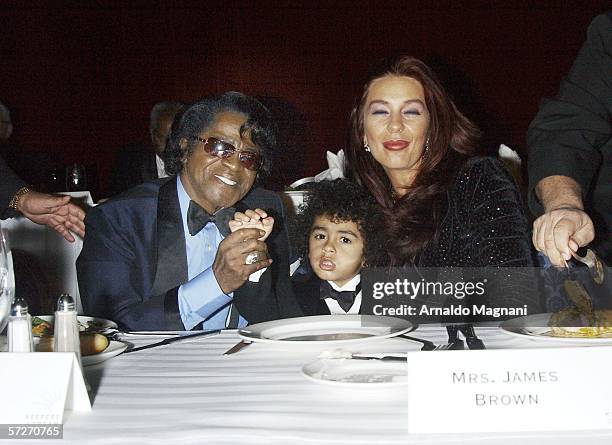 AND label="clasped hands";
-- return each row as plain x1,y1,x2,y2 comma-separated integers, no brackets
213,208,274,294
